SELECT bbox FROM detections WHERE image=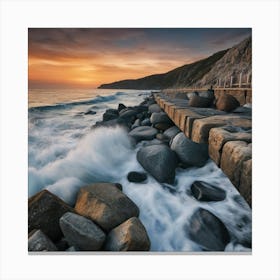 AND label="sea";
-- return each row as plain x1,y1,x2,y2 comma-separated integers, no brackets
28,88,252,252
